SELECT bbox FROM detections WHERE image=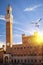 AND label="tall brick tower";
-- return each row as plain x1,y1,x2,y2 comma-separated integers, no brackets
5,5,13,48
